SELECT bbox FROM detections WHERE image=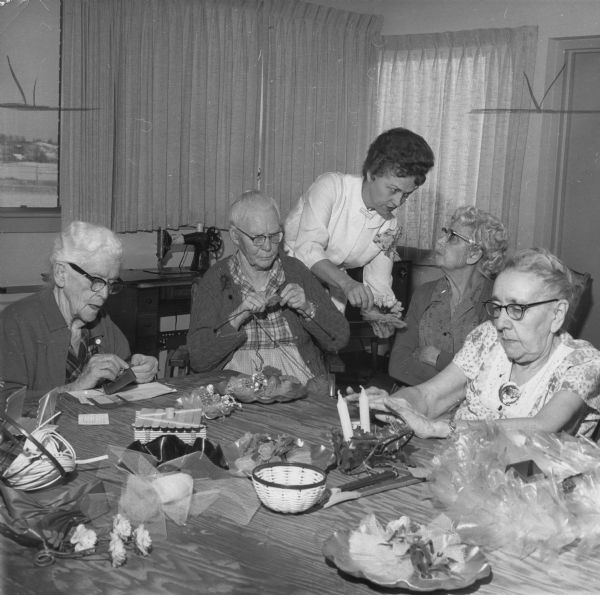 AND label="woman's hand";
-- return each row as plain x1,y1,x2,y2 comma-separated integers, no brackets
69,353,128,390
279,283,311,315
346,385,390,410
370,321,396,338
342,278,374,310
130,353,158,384
383,396,451,438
